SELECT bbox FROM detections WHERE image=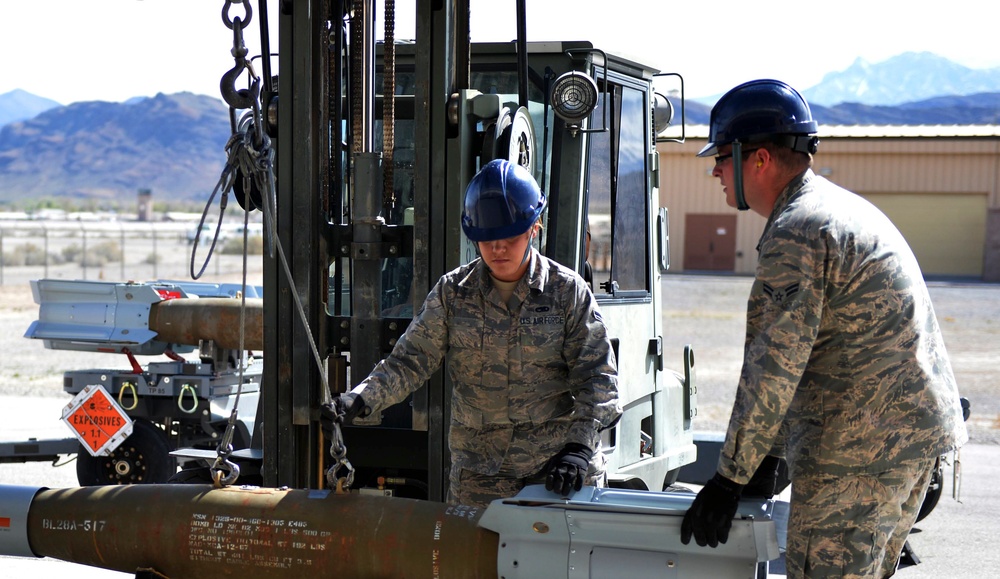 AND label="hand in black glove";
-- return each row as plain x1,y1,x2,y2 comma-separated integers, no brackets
544,443,593,496
742,455,782,498
320,393,370,437
680,473,743,548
